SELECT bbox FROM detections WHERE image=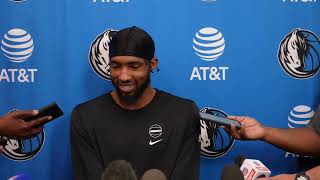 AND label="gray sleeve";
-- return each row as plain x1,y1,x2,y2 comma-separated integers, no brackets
308,105,320,135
